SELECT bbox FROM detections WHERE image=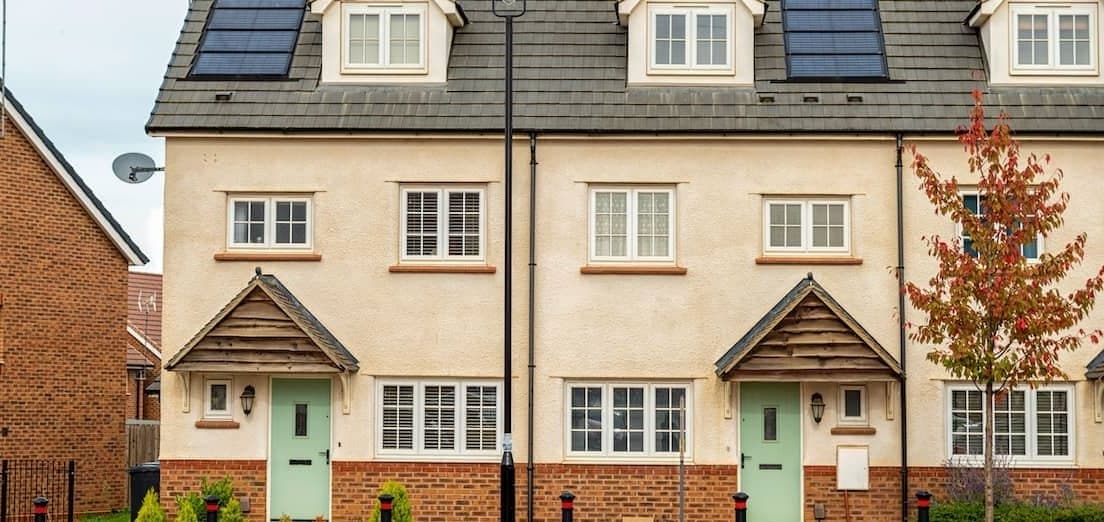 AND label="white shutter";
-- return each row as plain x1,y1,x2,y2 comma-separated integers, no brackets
465,385,497,451
447,191,481,258
405,191,438,257
423,385,456,450
381,385,415,450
